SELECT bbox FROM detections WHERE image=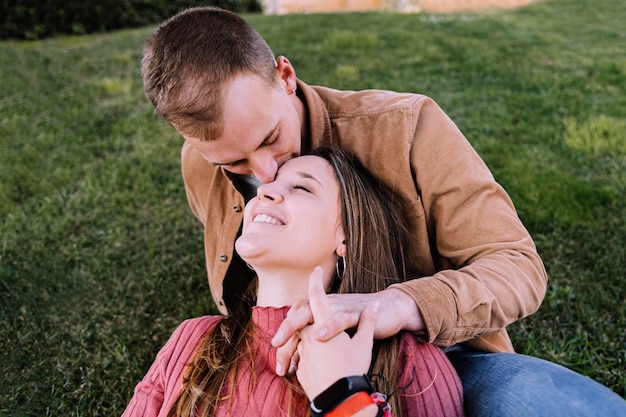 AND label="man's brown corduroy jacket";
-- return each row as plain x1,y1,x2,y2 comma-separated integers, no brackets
180,79,548,353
